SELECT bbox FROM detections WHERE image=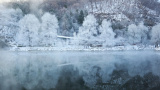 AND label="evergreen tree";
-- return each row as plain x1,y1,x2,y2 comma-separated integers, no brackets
78,10,84,25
